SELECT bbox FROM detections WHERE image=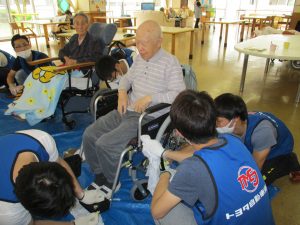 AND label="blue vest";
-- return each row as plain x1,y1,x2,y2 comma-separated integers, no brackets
245,112,294,159
0,133,49,203
0,49,15,69
193,134,274,225
19,50,47,75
